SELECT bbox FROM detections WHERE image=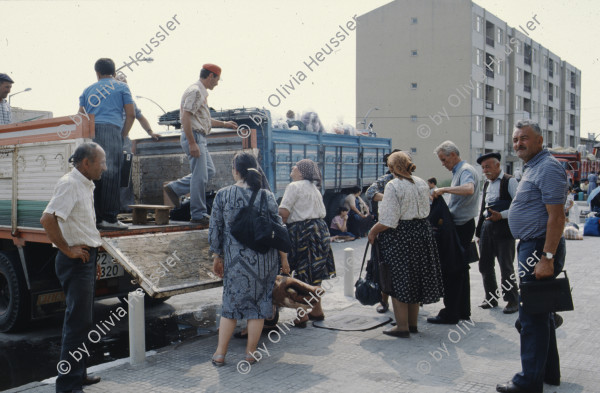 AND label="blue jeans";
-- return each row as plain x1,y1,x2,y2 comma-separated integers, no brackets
512,237,565,391
168,131,215,220
55,248,98,392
